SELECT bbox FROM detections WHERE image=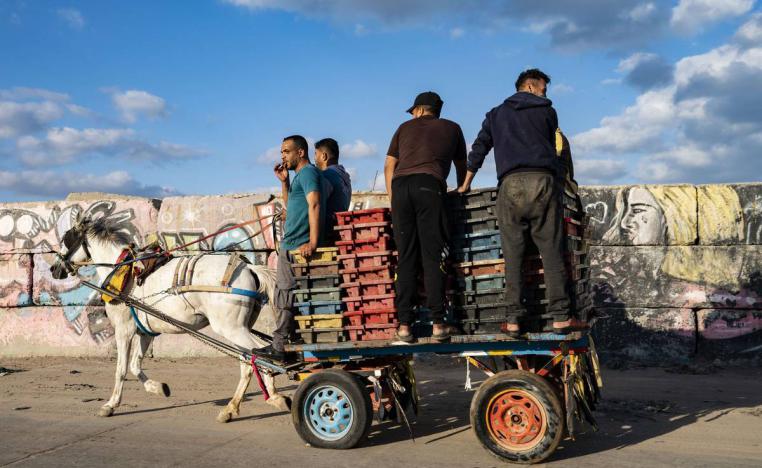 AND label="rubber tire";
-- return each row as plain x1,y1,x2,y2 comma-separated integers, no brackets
292,369,373,449
470,370,564,464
